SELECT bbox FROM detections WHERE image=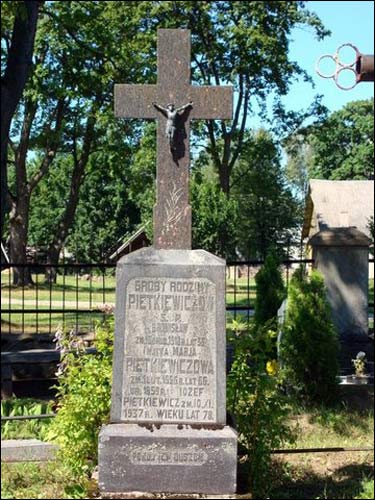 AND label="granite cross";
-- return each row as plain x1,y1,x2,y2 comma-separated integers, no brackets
115,29,233,249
